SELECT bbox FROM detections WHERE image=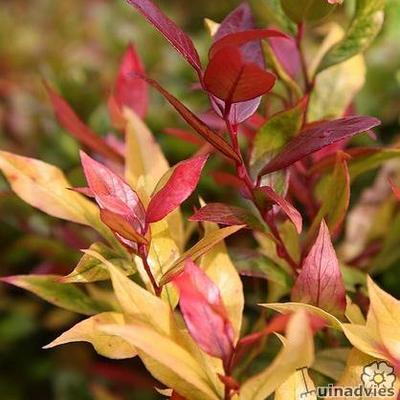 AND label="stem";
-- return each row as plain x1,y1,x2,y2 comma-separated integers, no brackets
224,118,298,273
138,244,161,297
